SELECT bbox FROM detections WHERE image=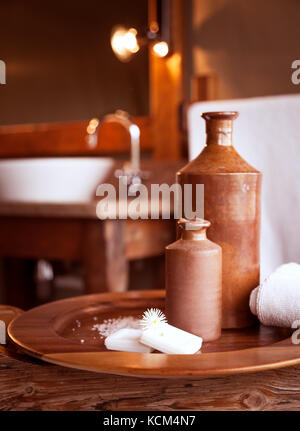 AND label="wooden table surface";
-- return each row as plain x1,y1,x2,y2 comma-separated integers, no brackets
1,340,300,411
1,301,300,412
